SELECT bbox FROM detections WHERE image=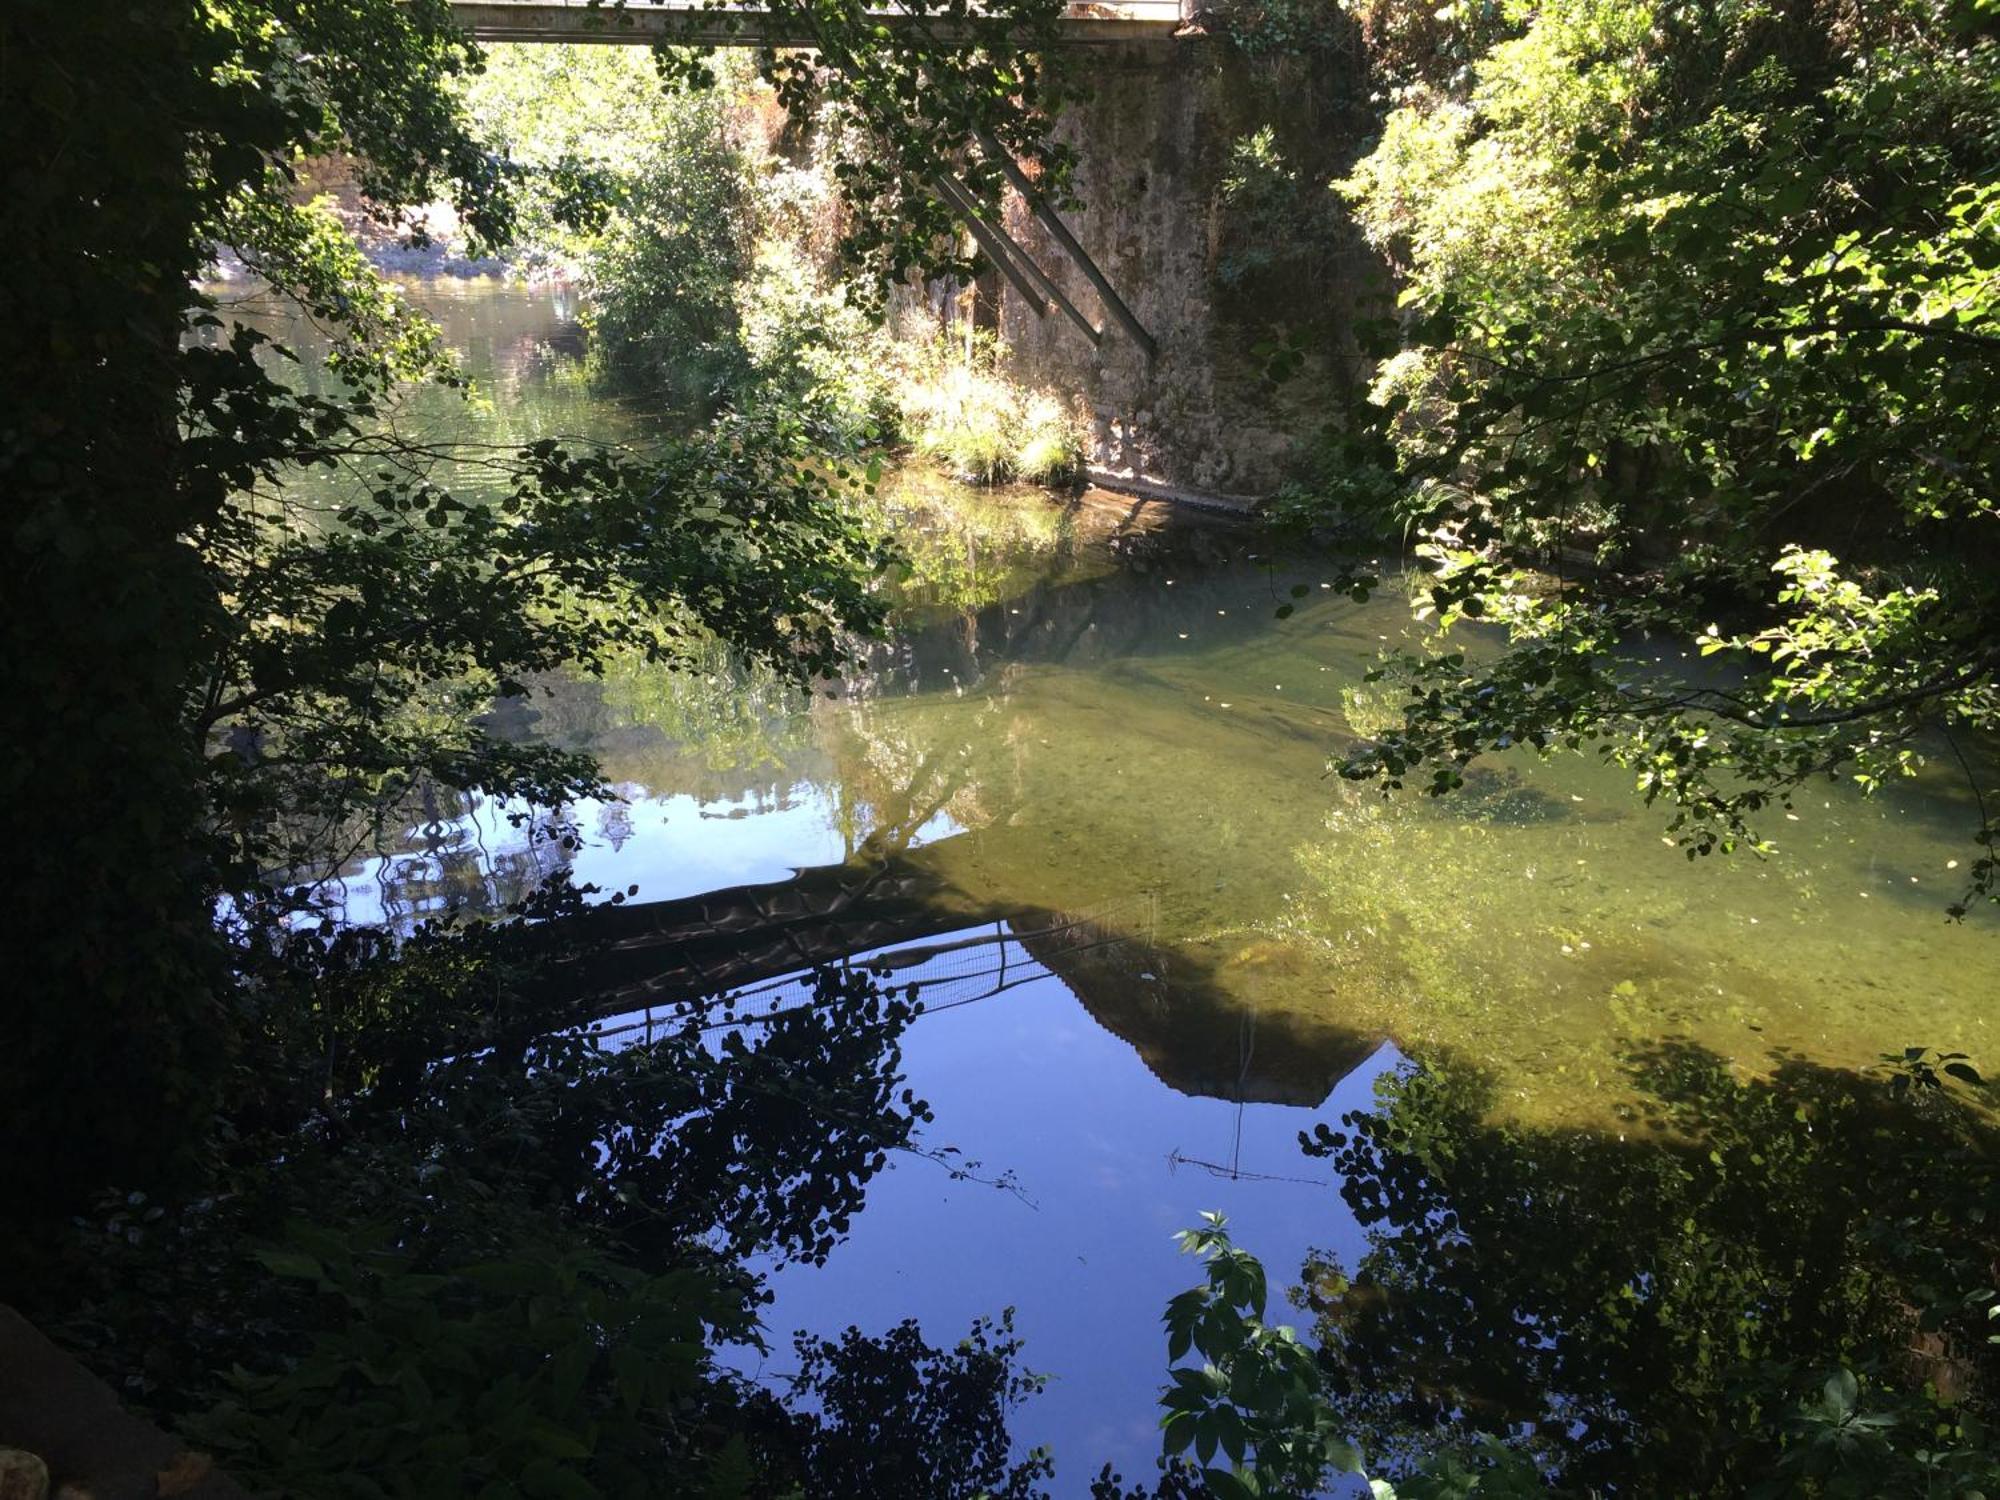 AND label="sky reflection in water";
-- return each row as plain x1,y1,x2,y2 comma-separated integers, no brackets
707,931,1392,1488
